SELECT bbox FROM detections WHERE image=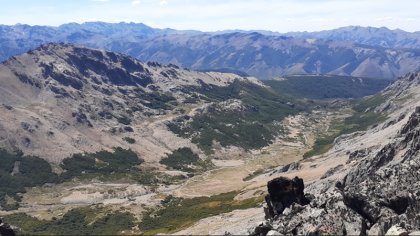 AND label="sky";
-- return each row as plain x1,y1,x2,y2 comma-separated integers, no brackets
0,0,419,32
